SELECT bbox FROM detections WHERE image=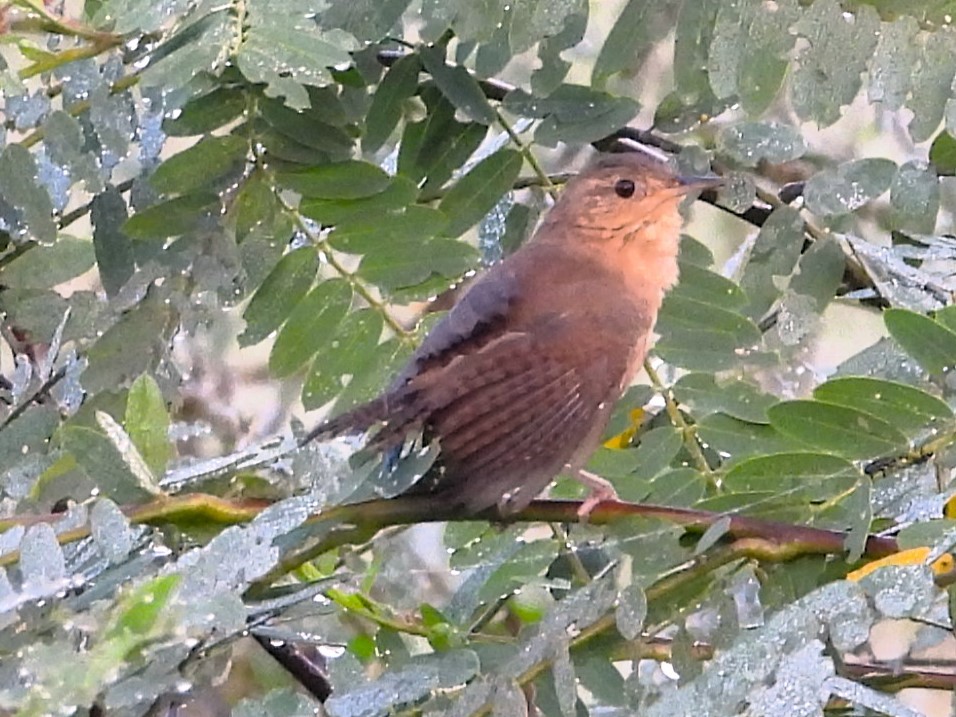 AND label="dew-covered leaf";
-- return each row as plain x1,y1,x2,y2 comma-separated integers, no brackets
767,400,908,460
708,0,798,114
738,206,804,321
717,122,806,167
270,279,353,378
673,373,776,423
235,1,359,110
90,498,134,564
868,16,920,111
325,650,480,717
277,161,391,200
907,27,956,143
790,0,880,127
438,148,522,237
803,158,897,217
18,523,66,584
303,309,384,411
240,247,318,347
722,451,859,498
890,161,940,234
503,85,639,147
150,135,248,196
364,53,421,153
813,376,952,438
0,238,95,290
0,145,56,244
83,294,177,394
320,0,412,43
884,307,956,377
141,10,234,90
